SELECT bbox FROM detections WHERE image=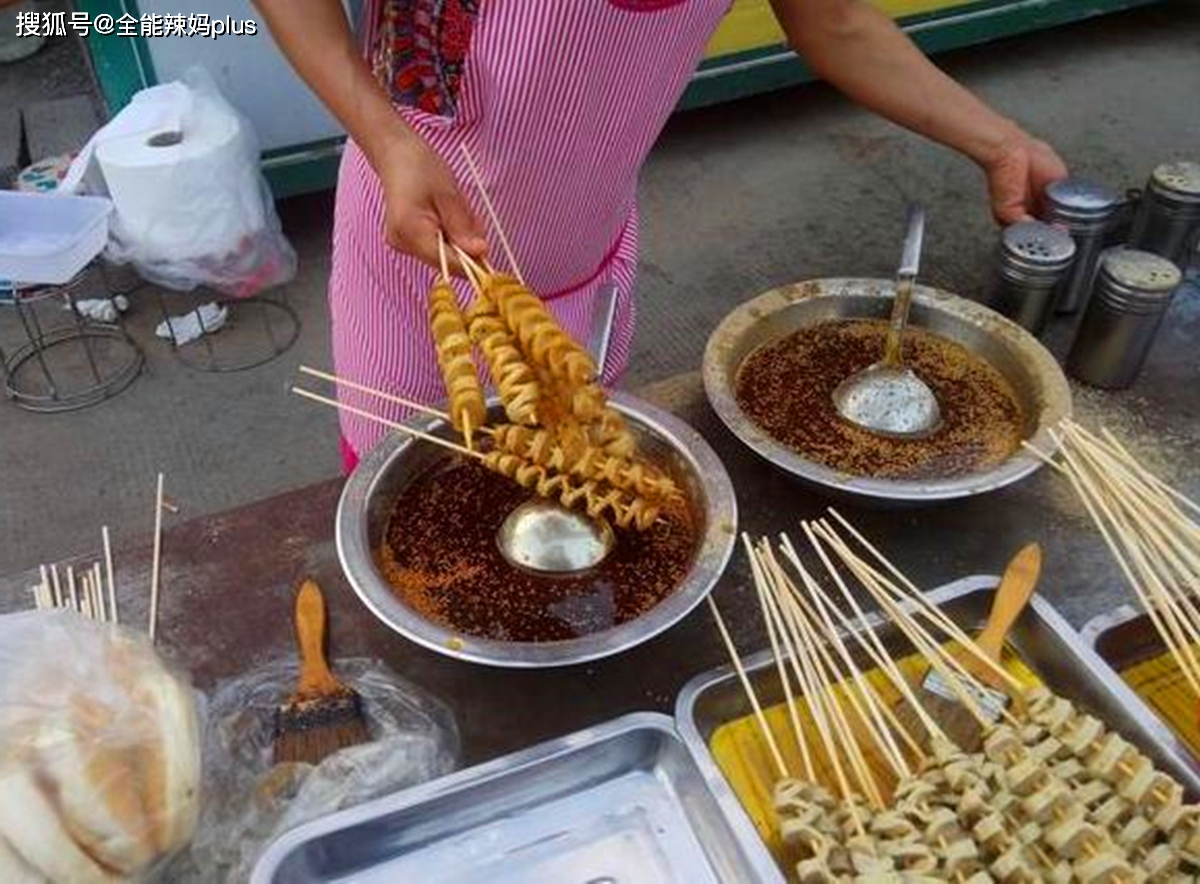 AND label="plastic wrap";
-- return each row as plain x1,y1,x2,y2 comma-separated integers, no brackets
64,67,296,298
0,611,203,883
165,657,458,883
